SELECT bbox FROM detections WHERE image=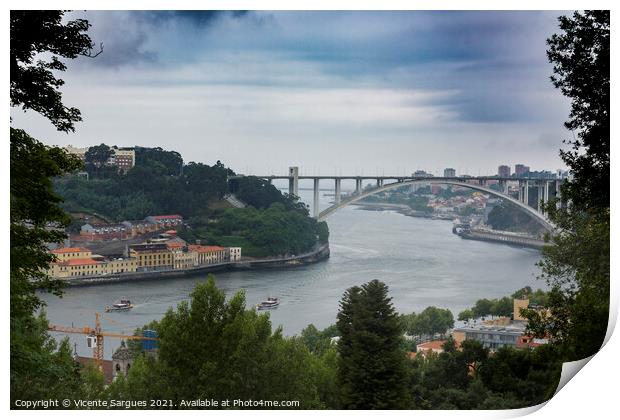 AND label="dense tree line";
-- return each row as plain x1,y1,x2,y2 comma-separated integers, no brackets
457,286,549,321
401,307,454,339
10,11,95,406
54,152,233,221
524,10,609,361
486,202,546,235
54,146,329,256
78,278,560,410
178,203,329,257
